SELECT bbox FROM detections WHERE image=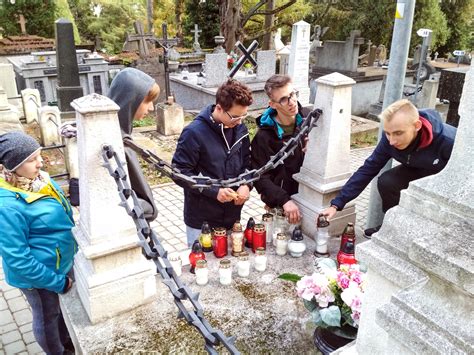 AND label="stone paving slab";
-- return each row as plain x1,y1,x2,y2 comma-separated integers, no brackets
0,147,374,354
